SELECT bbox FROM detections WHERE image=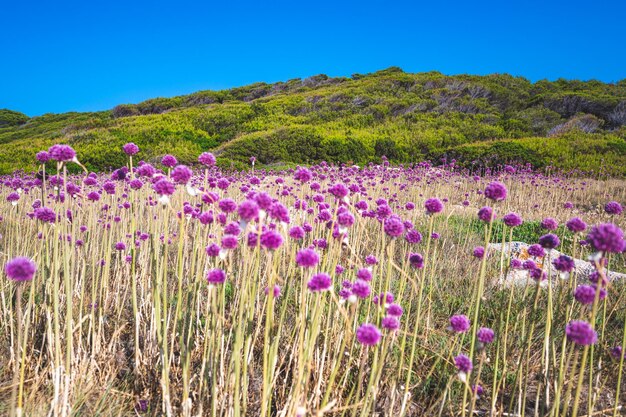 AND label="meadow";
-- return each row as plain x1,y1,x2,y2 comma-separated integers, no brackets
1,144,626,416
